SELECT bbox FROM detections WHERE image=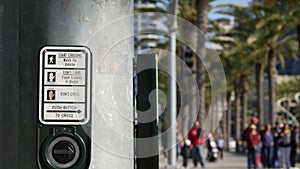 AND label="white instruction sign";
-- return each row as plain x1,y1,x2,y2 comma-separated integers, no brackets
39,46,91,125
